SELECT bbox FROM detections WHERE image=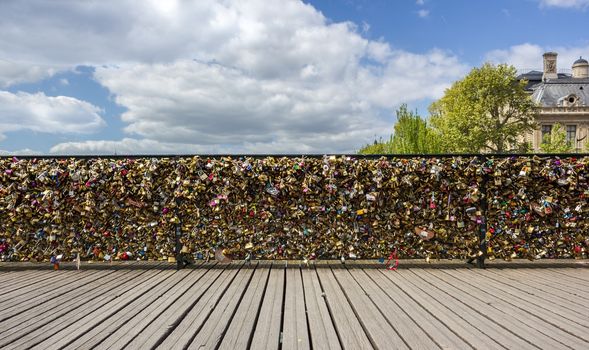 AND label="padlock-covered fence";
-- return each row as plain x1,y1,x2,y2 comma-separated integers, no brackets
0,155,588,263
